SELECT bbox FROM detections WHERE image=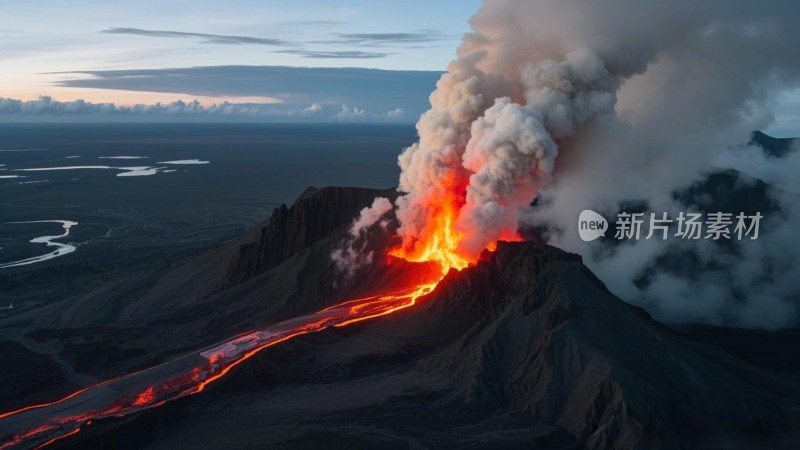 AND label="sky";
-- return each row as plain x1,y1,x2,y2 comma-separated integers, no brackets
0,0,478,122
0,0,798,133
